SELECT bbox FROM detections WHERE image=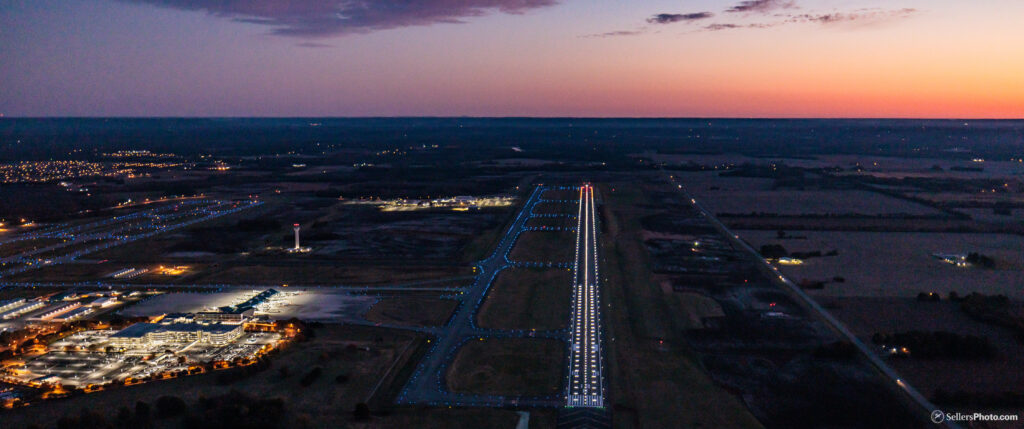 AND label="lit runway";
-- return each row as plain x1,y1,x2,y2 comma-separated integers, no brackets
566,184,604,408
